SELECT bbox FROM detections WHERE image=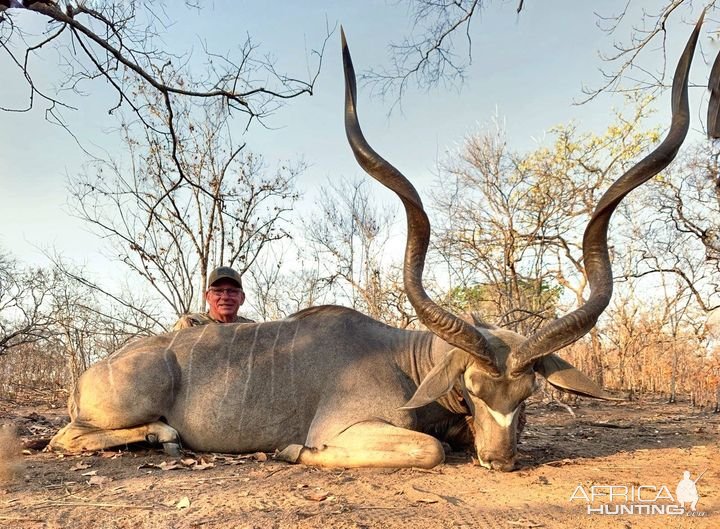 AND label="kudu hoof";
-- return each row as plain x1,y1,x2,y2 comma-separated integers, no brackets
276,444,304,463
162,442,182,457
